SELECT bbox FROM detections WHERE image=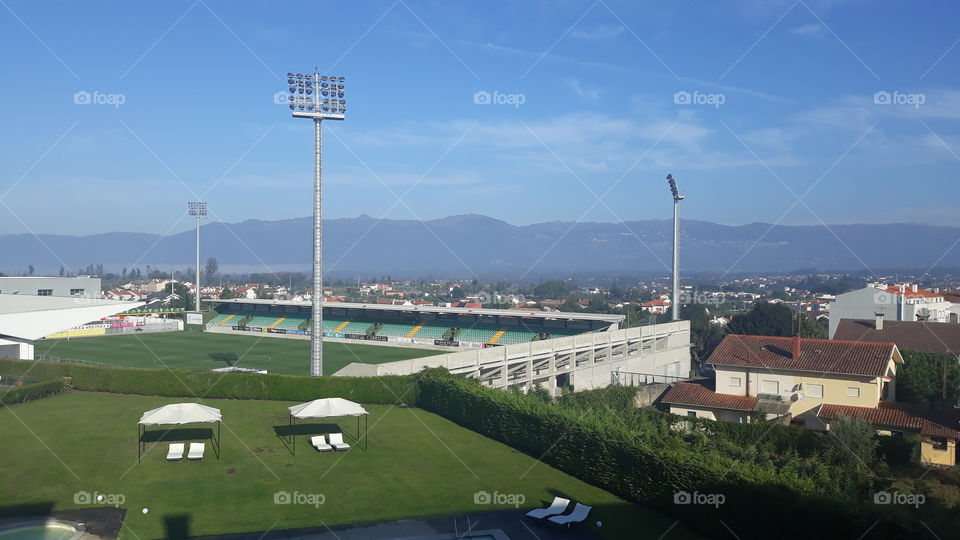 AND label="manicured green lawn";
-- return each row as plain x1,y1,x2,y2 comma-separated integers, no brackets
0,392,700,540
33,329,441,375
